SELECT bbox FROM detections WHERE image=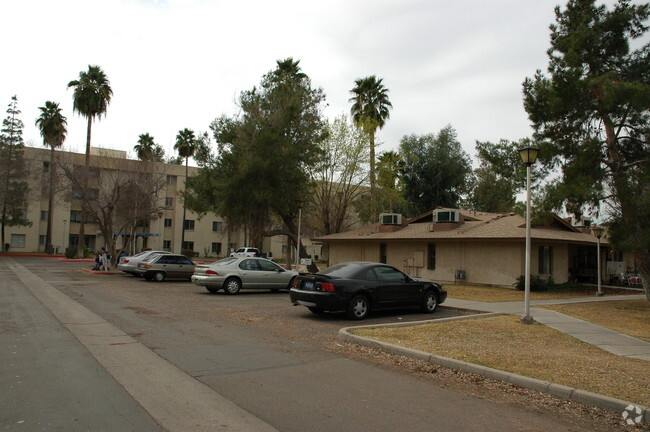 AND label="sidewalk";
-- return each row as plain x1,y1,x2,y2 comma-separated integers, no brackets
445,295,650,361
